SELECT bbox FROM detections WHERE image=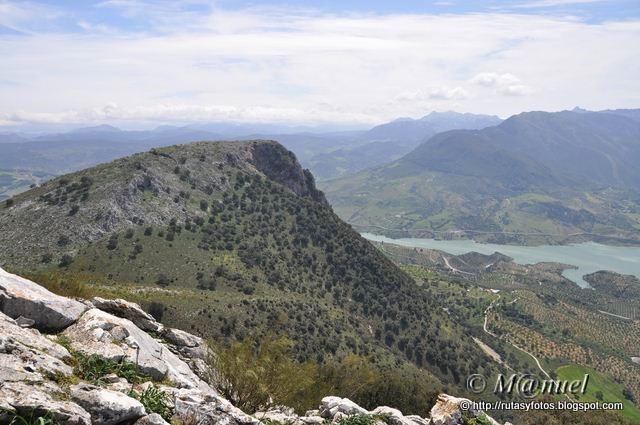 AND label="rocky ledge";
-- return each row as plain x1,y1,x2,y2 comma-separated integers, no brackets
0,267,503,425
